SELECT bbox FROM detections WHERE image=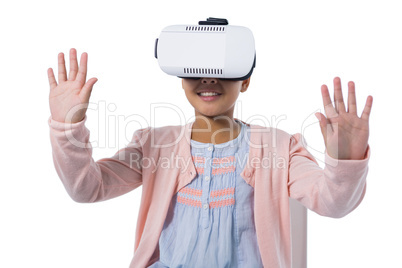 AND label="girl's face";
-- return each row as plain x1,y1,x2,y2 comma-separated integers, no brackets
182,77,250,119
